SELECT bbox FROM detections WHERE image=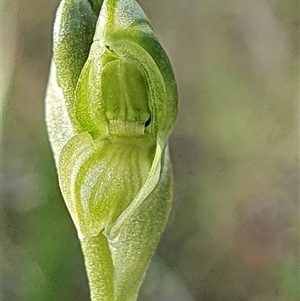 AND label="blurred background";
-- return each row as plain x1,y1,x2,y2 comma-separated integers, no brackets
1,0,299,300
